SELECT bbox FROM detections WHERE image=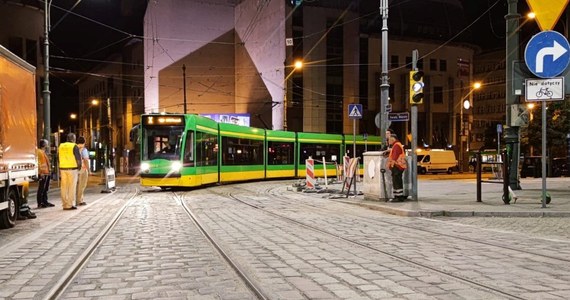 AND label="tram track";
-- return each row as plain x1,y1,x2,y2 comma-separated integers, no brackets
258,183,570,262
199,183,559,300
43,189,141,300
44,188,265,300
175,192,268,300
